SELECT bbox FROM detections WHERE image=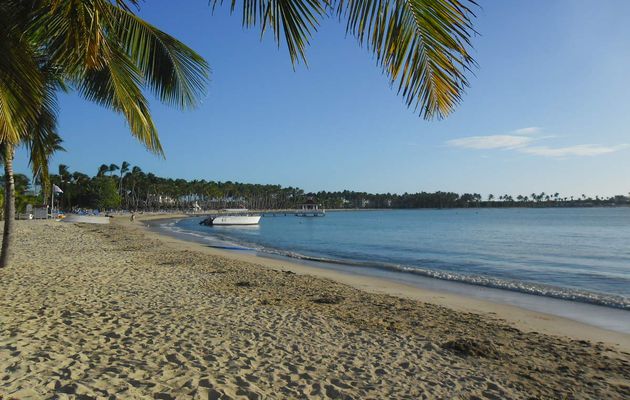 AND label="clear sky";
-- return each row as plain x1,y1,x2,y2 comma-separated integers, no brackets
14,0,630,197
